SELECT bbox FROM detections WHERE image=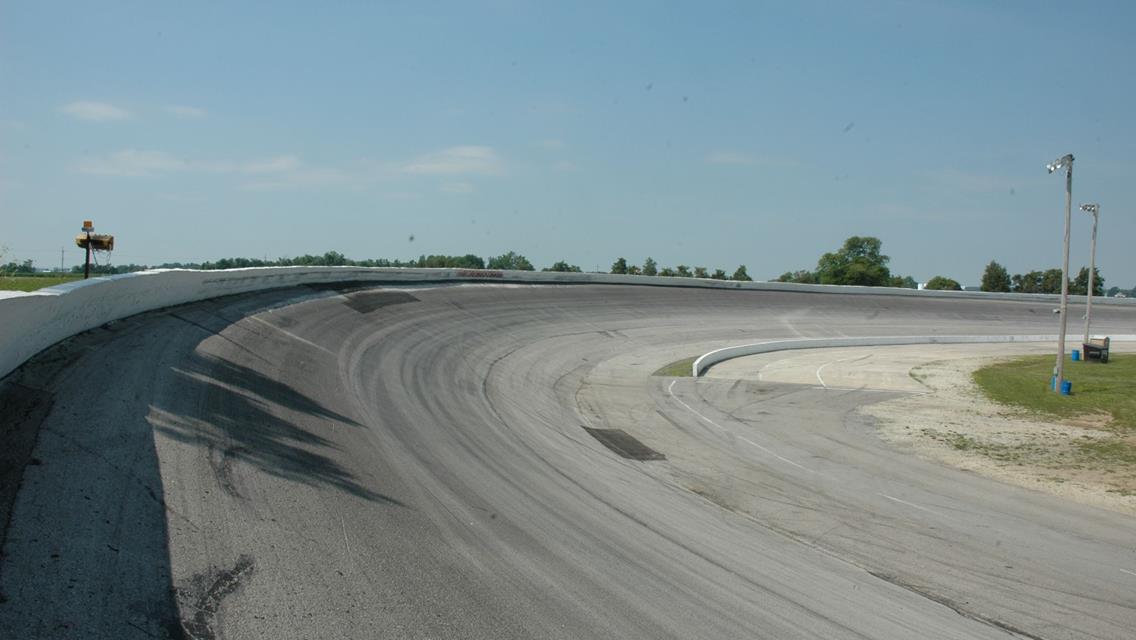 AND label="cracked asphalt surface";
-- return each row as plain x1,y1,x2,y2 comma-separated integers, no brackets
2,283,1135,639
